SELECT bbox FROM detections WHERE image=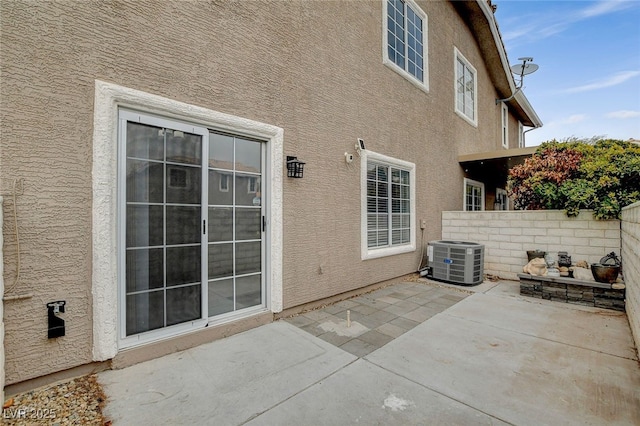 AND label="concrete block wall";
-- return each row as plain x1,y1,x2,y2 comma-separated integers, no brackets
621,201,640,352
441,210,621,280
